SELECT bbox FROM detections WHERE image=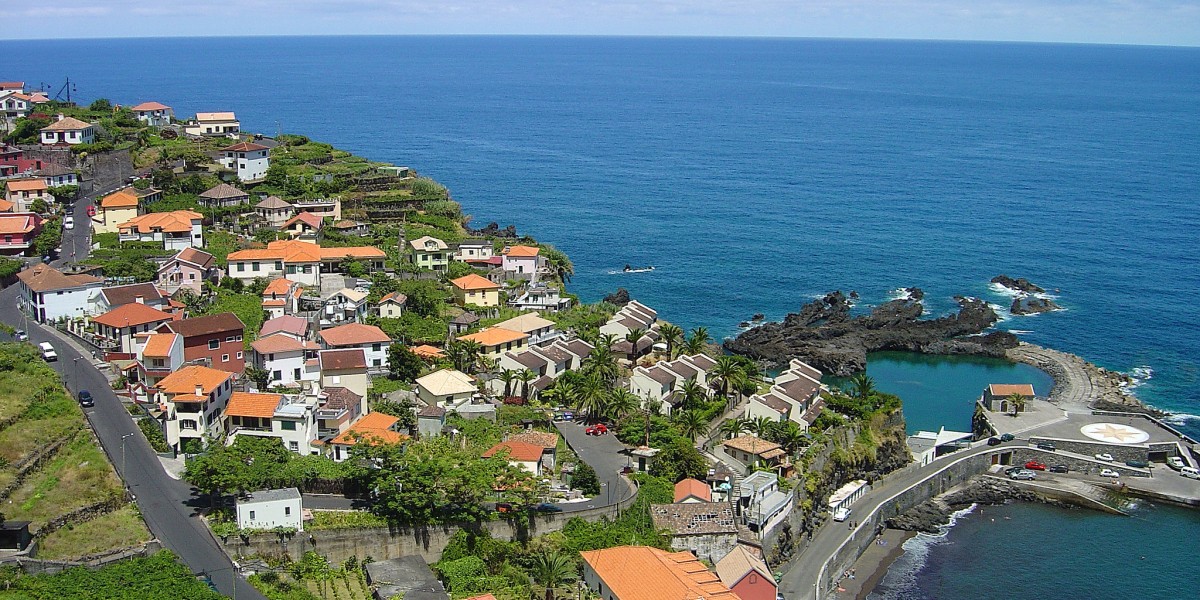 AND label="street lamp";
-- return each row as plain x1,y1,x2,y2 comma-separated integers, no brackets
71,357,80,393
